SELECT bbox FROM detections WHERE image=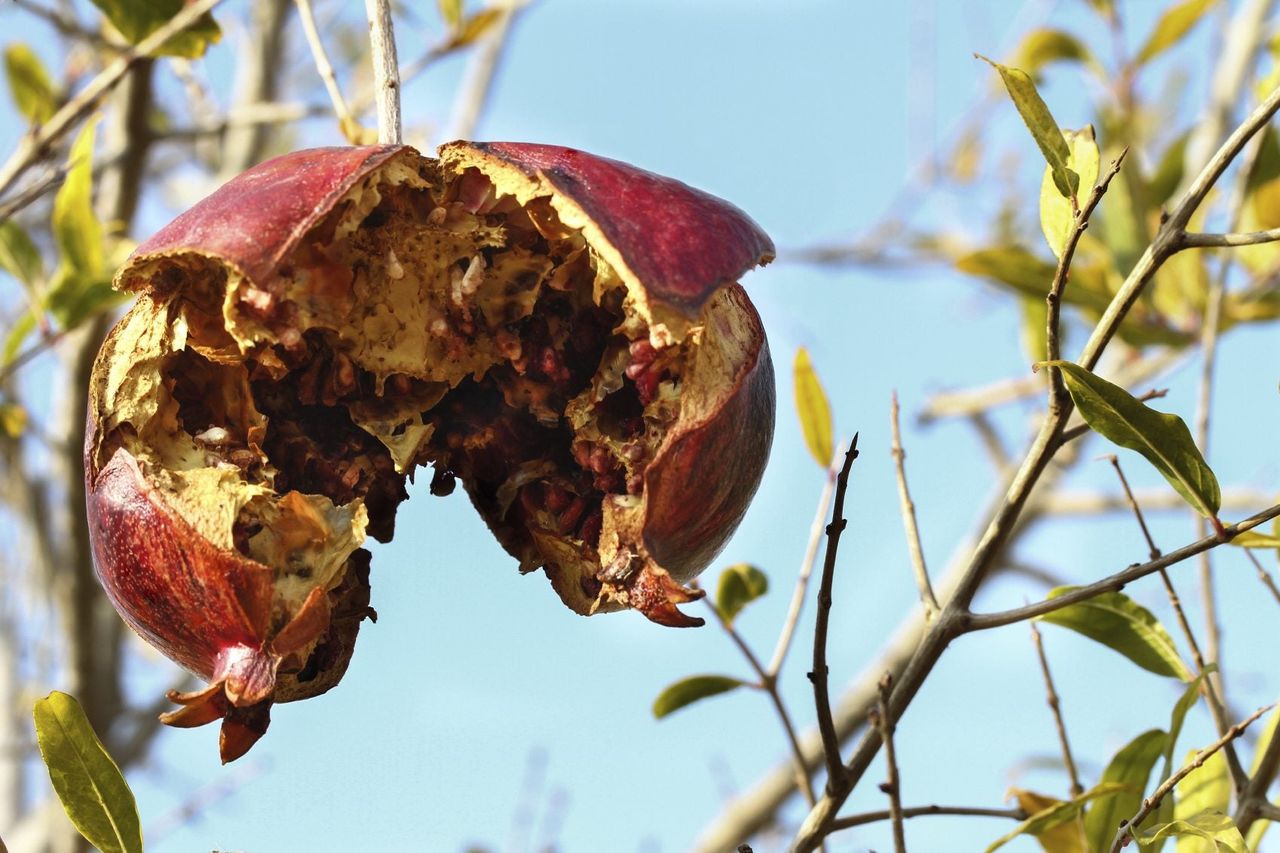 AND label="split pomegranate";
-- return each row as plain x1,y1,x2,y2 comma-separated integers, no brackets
85,142,775,761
